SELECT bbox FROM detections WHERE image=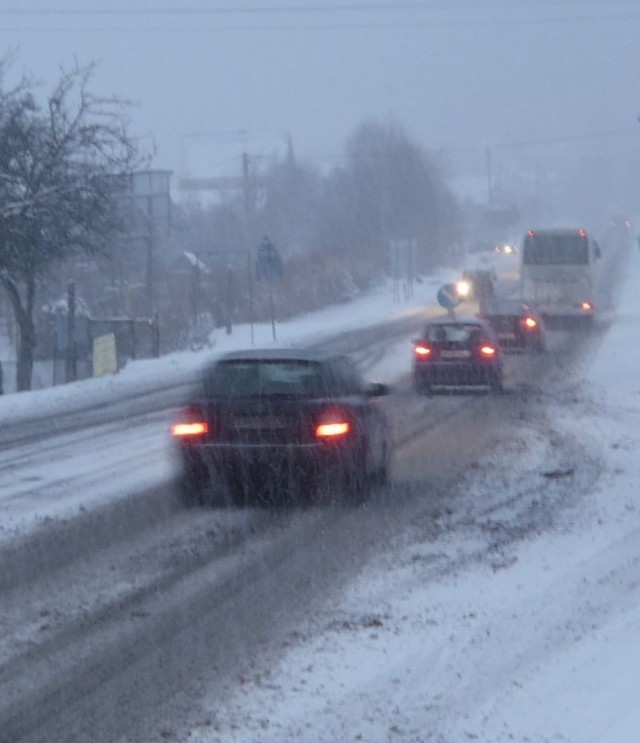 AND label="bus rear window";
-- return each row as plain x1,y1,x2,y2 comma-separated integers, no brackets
523,234,589,265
